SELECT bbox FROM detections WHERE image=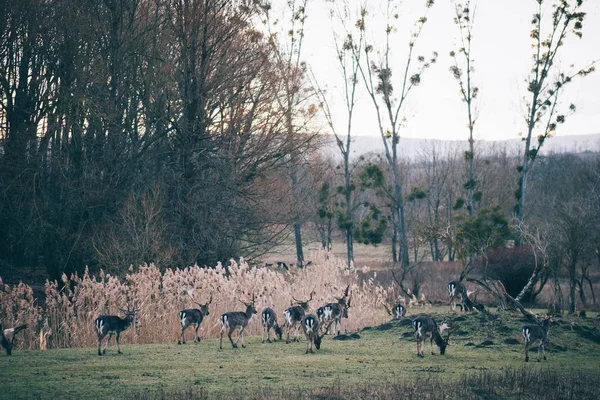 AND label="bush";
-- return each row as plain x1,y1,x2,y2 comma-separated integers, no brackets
484,247,535,299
